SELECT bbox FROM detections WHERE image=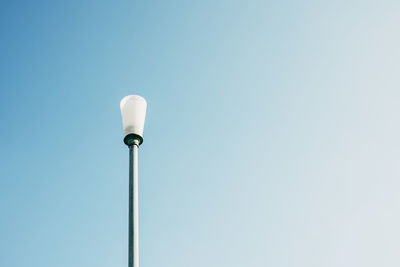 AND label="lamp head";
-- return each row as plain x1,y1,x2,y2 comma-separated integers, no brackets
120,95,147,146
